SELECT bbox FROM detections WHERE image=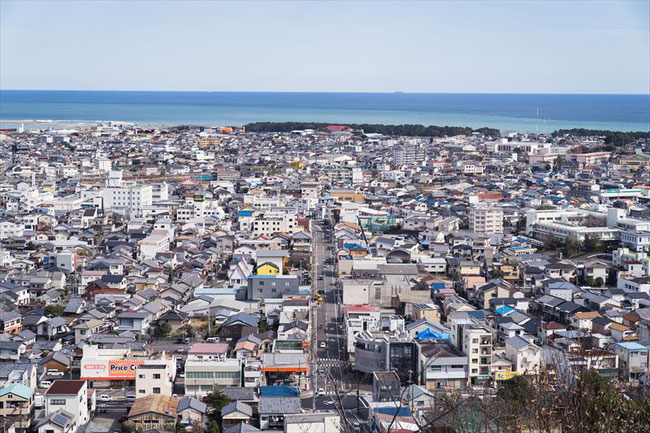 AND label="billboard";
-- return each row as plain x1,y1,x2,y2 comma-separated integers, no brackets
494,371,519,381
109,360,145,378
81,359,144,380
